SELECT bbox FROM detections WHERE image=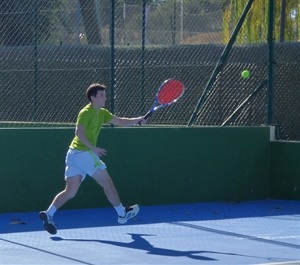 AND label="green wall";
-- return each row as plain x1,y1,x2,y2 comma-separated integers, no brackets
270,141,300,200
0,127,271,213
